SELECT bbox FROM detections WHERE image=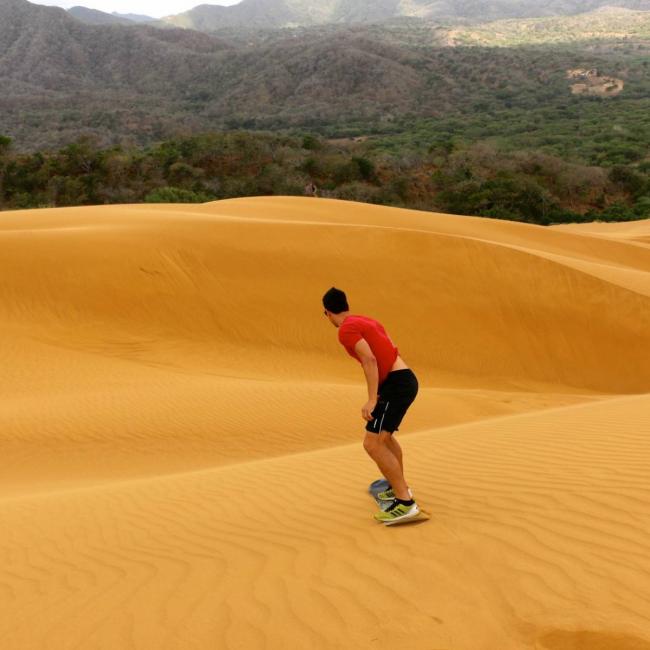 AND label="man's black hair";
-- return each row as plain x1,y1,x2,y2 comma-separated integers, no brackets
322,287,349,314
